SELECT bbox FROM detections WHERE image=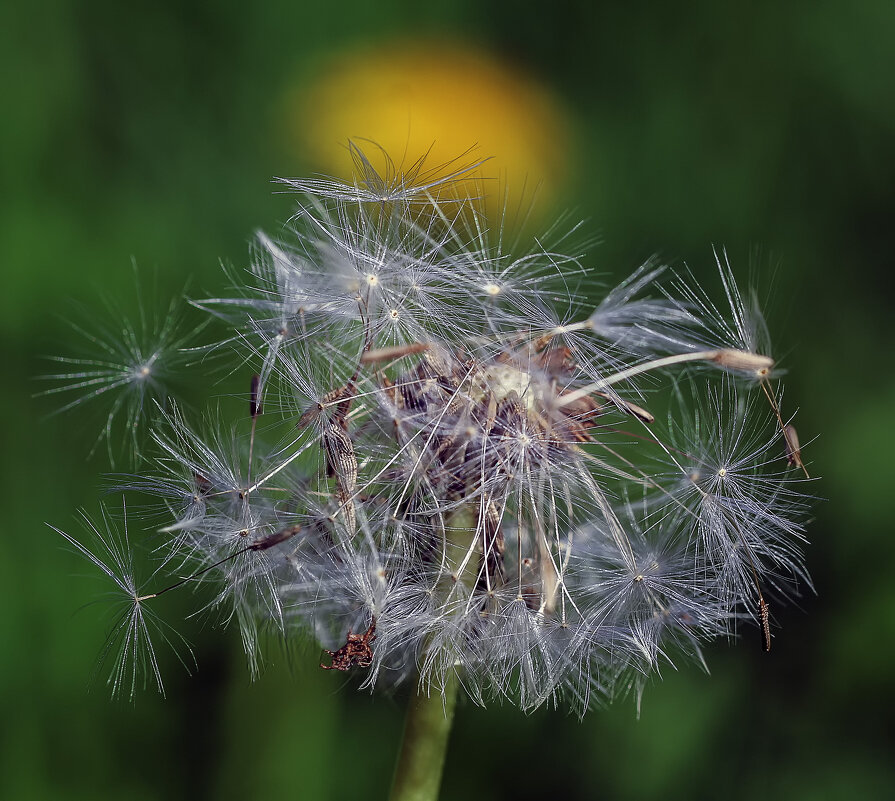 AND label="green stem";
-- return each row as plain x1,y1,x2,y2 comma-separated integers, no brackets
388,671,459,801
